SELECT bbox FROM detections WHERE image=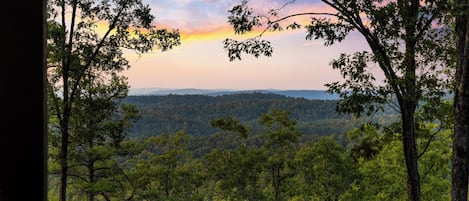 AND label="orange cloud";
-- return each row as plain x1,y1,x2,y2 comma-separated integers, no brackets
178,25,269,42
